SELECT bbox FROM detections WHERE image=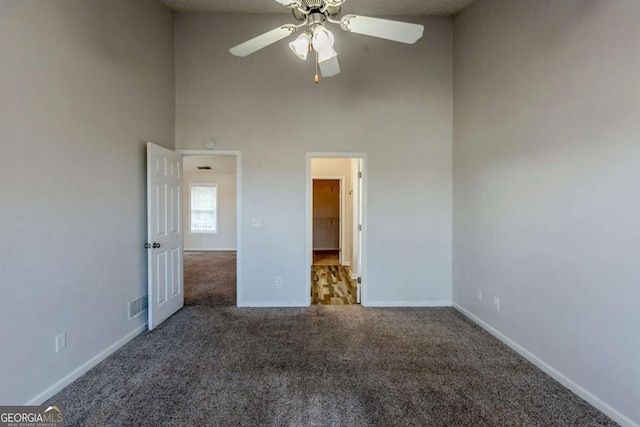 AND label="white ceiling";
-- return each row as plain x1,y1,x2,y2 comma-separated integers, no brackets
183,156,237,174
160,0,477,16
